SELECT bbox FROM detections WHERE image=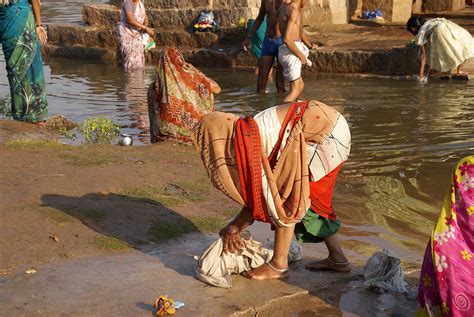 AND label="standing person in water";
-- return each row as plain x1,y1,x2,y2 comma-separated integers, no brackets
0,0,48,123
278,0,311,102
243,0,286,94
407,16,474,82
117,0,154,71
